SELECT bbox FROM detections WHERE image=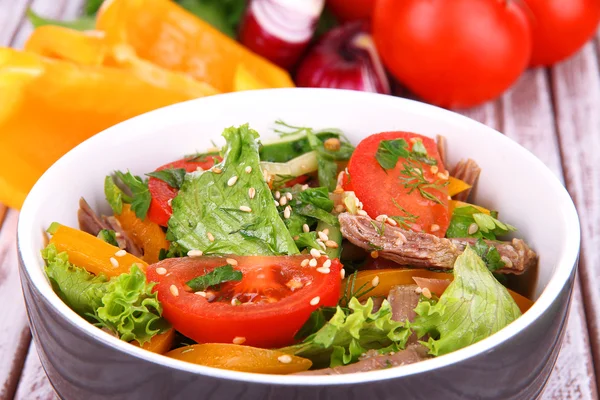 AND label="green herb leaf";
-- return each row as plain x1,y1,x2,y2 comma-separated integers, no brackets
97,229,119,247
42,244,166,345
298,187,334,212
114,171,152,220
411,246,521,356
104,176,131,215
176,0,247,38
27,9,95,30
375,139,410,170
280,298,411,368
473,239,506,272
295,307,339,340
84,0,104,15
186,264,243,292
146,168,187,189
168,124,299,256
446,206,517,240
